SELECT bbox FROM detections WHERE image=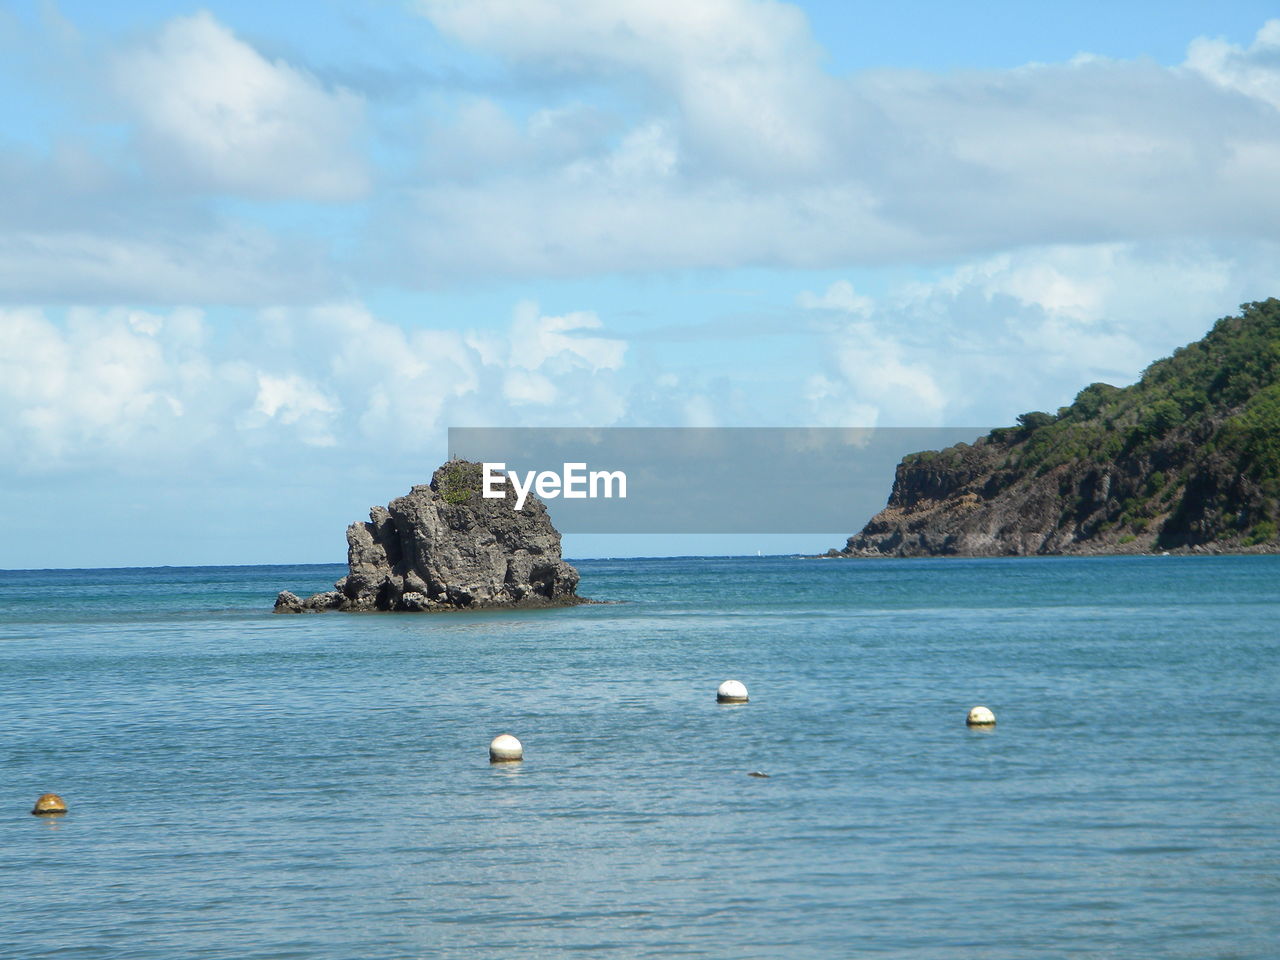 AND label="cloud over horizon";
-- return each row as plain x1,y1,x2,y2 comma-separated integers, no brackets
0,301,630,476
799,239,1278,427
